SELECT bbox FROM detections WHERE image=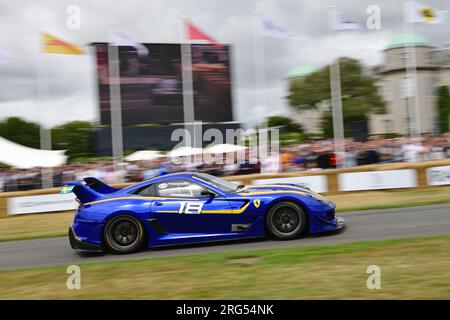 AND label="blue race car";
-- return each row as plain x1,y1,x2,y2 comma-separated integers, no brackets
64,172,344,254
